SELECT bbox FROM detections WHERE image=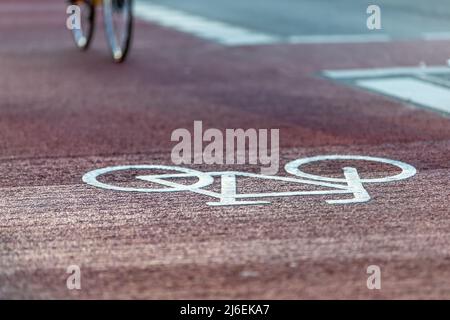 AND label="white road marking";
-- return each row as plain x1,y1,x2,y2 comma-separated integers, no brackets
323,66,450,79
324,66,450,116
134,2,392,46
356,77,450,114
288,34,391,44
134,1,450,46
134,2,278,45
83,155,416,207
